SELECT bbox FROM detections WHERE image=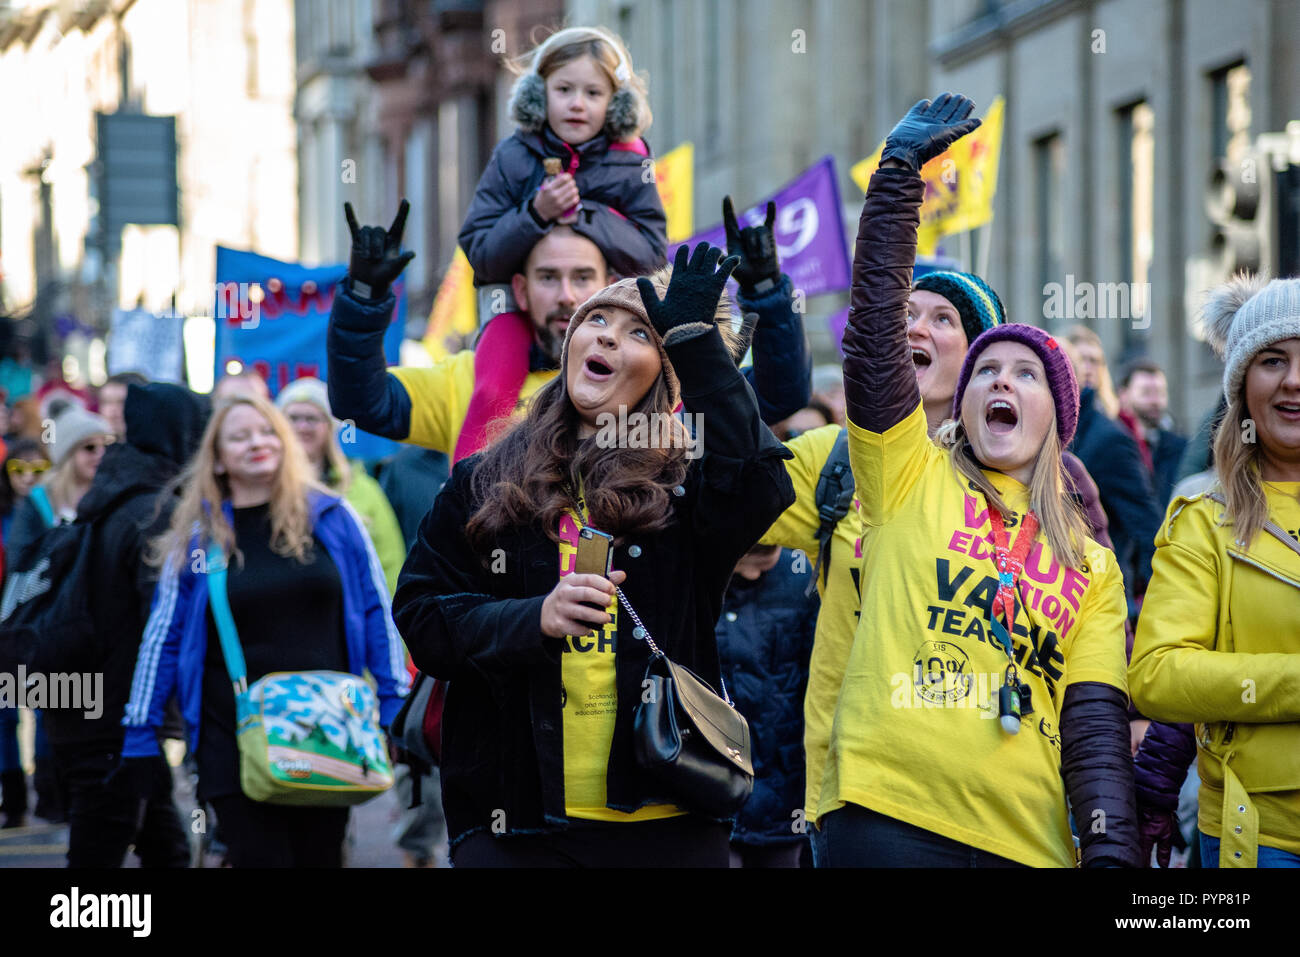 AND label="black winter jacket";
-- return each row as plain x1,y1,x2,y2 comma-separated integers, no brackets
392,328,795,847
373,446,449,550
43,383,209,748
458,126,668,284
1069,388,1164,605
715,551,818,846
1149,427,1189,508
